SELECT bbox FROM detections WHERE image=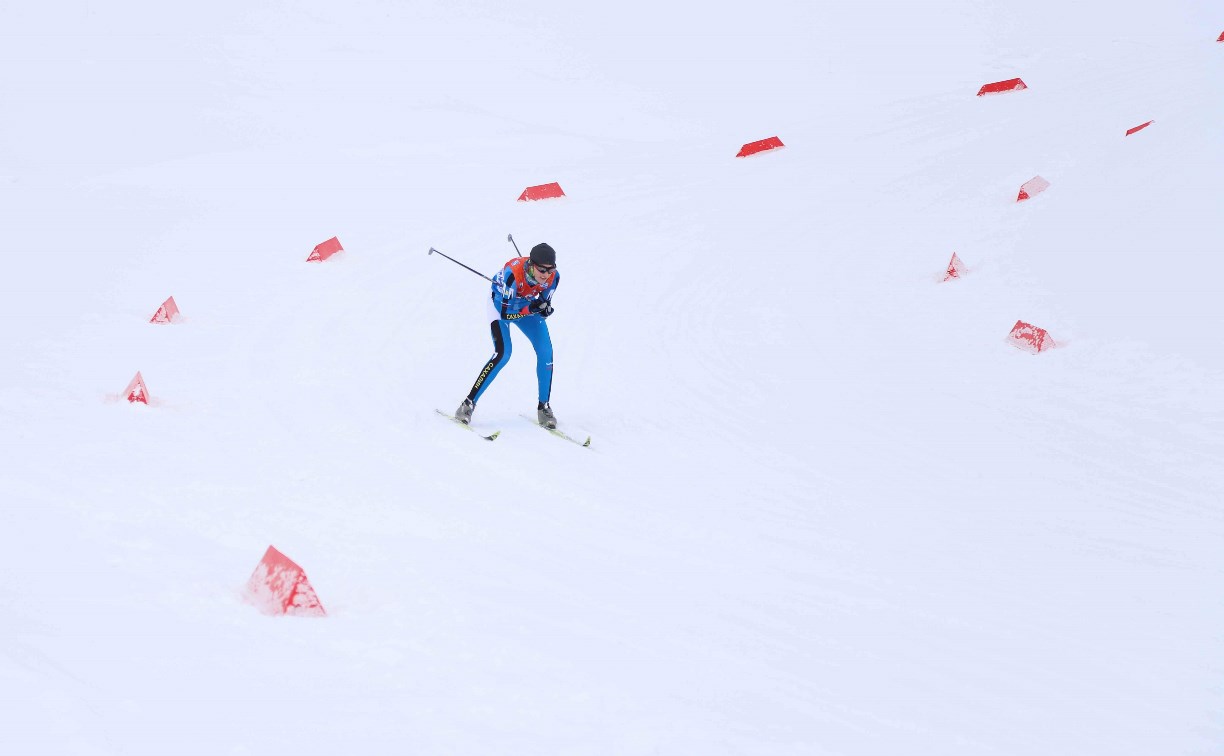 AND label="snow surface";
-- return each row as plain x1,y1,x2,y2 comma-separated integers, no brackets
3,1,1223,753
